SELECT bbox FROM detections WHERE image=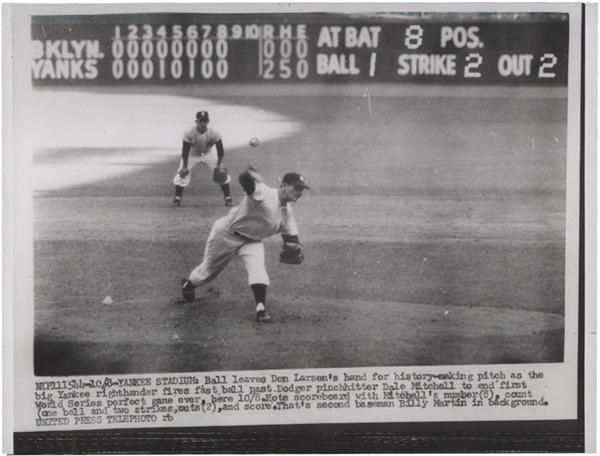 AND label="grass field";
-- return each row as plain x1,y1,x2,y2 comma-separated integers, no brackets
33,84,567,375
